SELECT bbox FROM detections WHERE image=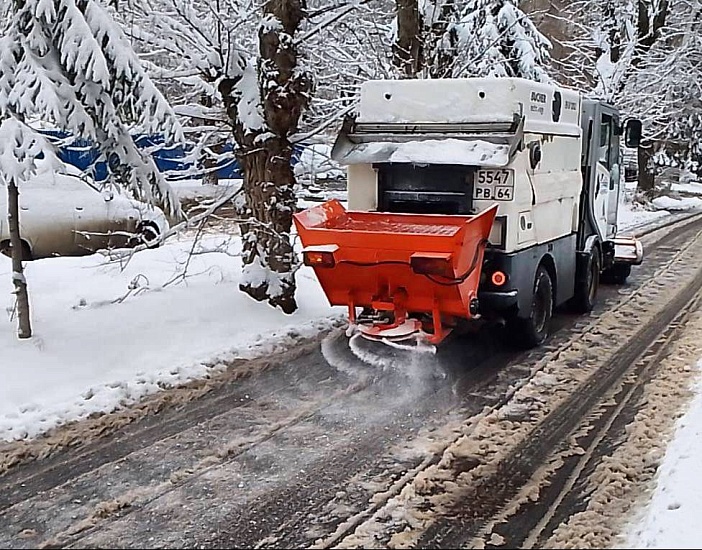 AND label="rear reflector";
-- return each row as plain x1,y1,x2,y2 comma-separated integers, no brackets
410,252,454,278
302,245,339,268
304,251,335,268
